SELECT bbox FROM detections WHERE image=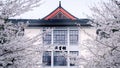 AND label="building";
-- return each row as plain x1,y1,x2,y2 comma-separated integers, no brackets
9,1,95,68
